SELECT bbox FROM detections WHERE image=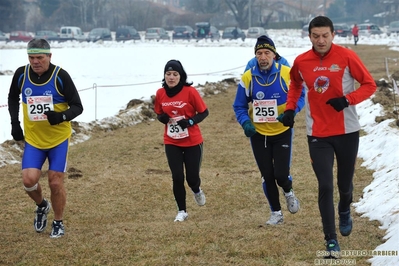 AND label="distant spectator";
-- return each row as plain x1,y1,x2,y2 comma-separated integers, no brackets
352,24,359,45
198,27,206,38
232,26,238,39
